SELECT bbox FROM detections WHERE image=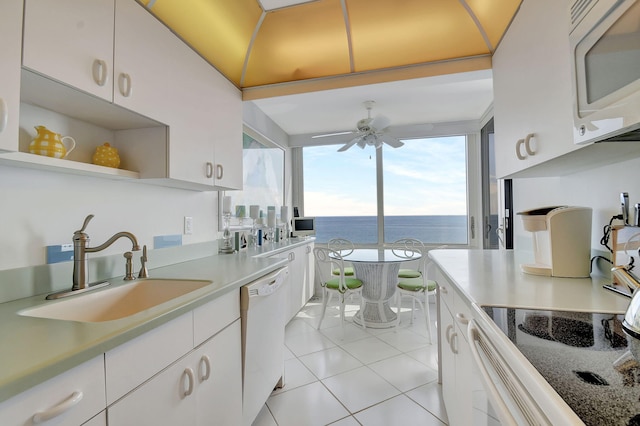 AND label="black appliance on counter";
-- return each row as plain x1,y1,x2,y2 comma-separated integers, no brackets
483,307,640,426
